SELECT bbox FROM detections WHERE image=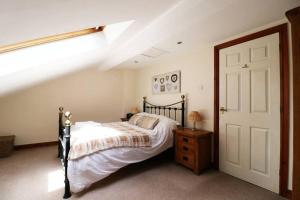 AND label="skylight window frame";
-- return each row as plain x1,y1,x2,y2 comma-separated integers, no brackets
0,26,105,54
